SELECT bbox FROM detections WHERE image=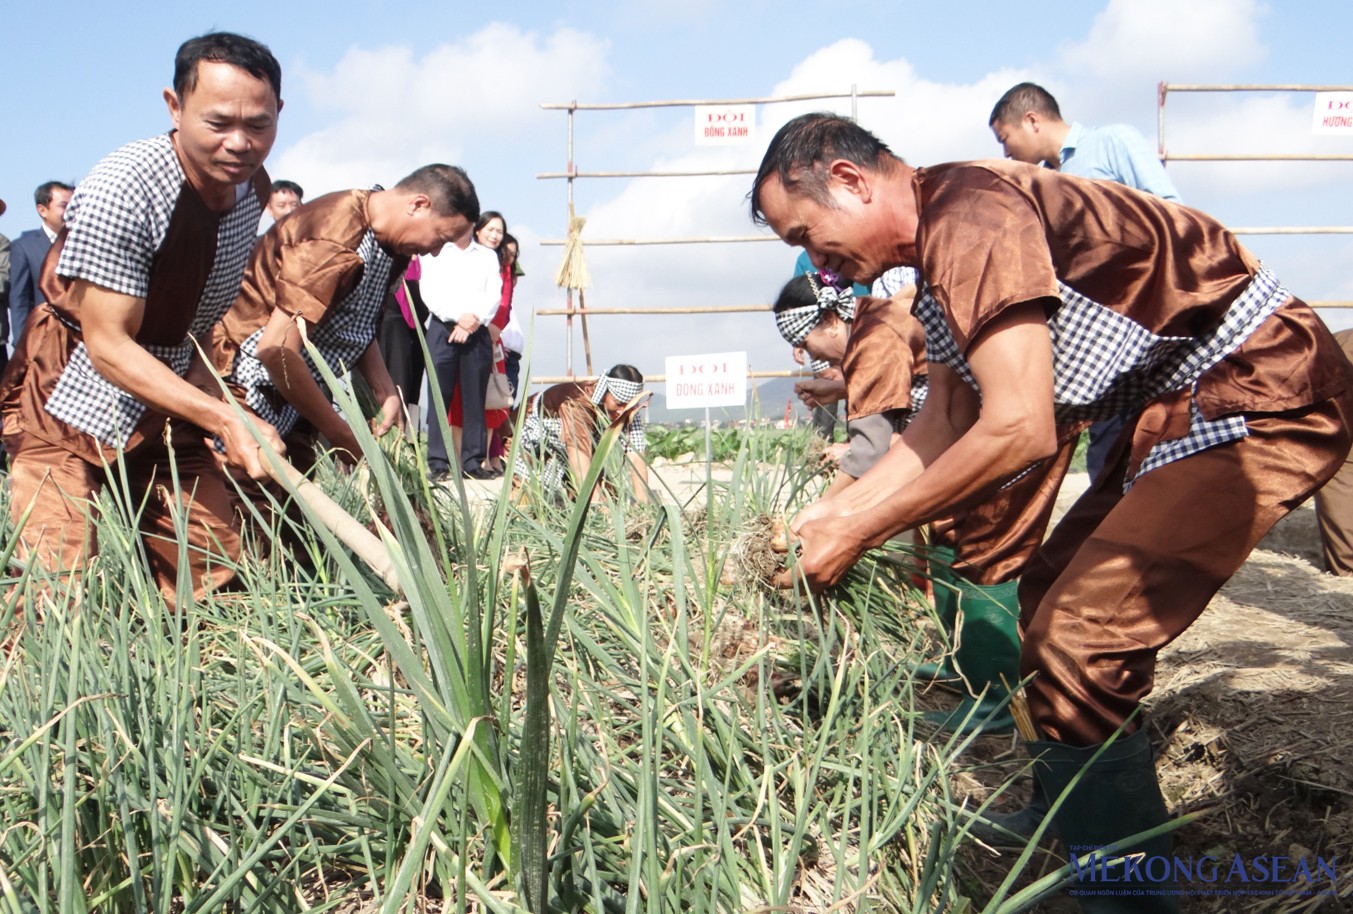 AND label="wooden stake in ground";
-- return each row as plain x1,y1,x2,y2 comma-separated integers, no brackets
554,211,593,376
260,450,403,595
